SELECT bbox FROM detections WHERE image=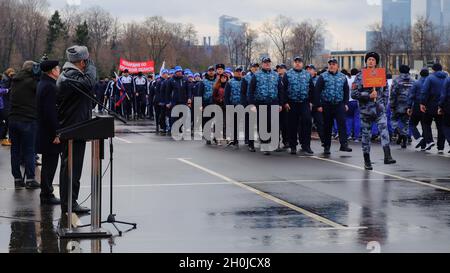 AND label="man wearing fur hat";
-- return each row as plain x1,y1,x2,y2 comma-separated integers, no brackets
56,45,97,214
352,52,396,170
